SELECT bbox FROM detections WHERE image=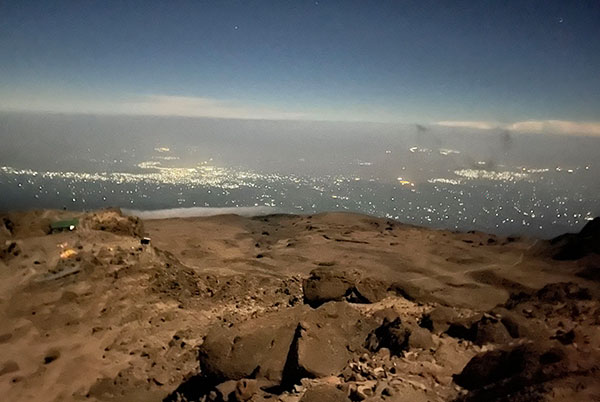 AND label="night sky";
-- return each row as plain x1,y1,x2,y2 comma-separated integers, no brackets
1,0,599,131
